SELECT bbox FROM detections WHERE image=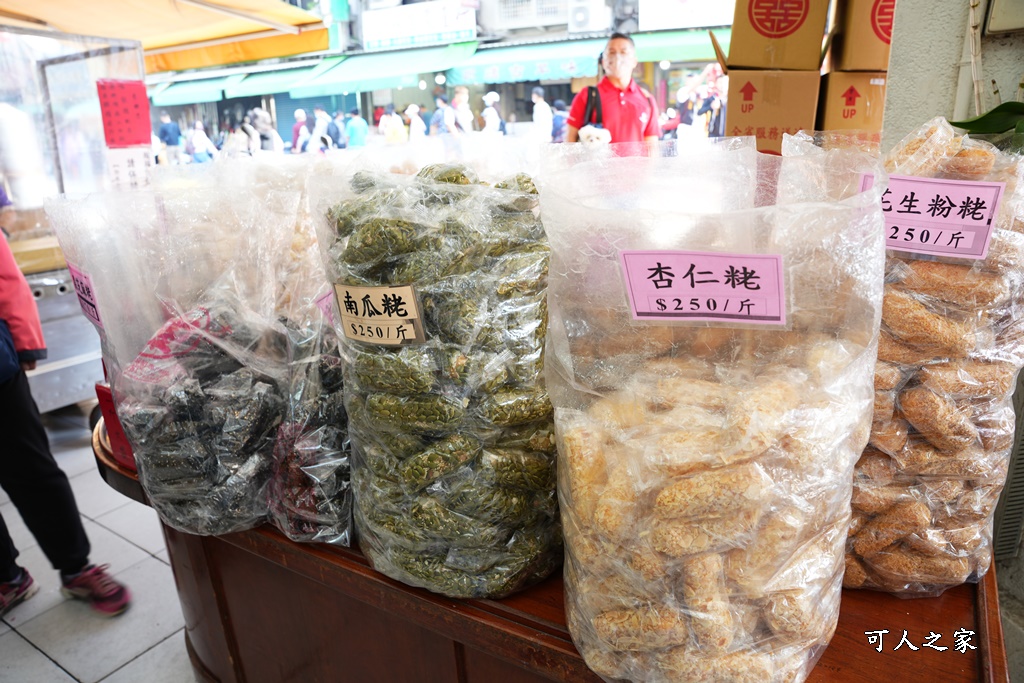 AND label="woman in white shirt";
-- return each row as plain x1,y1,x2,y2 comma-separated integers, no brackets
405,104,426,142
481,91,503,134
189,121,218,163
